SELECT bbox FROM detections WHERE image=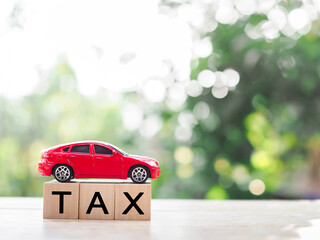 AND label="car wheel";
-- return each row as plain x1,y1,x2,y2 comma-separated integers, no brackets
53,165,72,182
130,165,149,183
